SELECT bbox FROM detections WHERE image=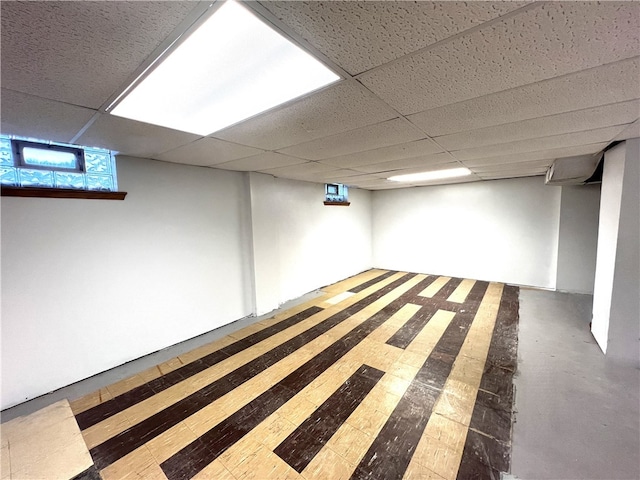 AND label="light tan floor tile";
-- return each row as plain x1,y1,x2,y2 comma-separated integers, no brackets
69,387,113,415
404,434,461,480
345,402,389,437
177,335,236,364
231,444,300,480
423,413,468,452
379,373,412,398
317,291,357,308
183,403,234,438
403,467,447,480
277,396,318,425
229,322,269,341
405,310,456,355
191,459,237,480
100,446,166,480
250,413,298,450
447,278,476,304
418,277,451,298
1,441,11,480
146,421,199,464
397,350,428,369
106,373,147,398
324,422,369,466
321,269,387,294
82,410,134,449
433,378,480,427
1,400,93,480
219,436,264,474
302,445,355,480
